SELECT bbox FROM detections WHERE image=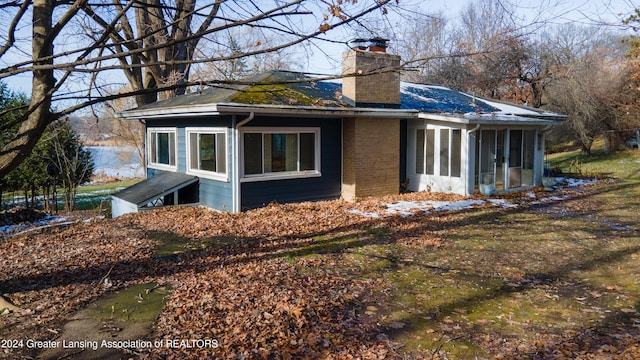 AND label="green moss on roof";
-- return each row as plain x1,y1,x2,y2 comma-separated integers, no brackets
231,83,318,106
